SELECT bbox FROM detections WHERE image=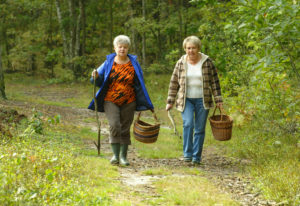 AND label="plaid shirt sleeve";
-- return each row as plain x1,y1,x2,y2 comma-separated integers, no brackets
167,62,180,105
209,59,223,103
